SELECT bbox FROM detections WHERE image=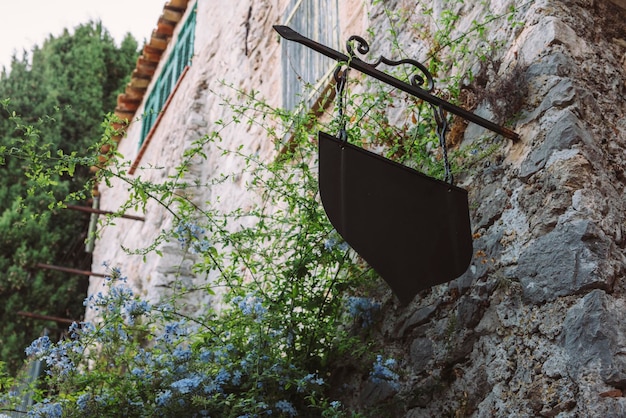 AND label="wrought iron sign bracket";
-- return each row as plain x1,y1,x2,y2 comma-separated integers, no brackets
274,25,519,141
274,25,518,304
